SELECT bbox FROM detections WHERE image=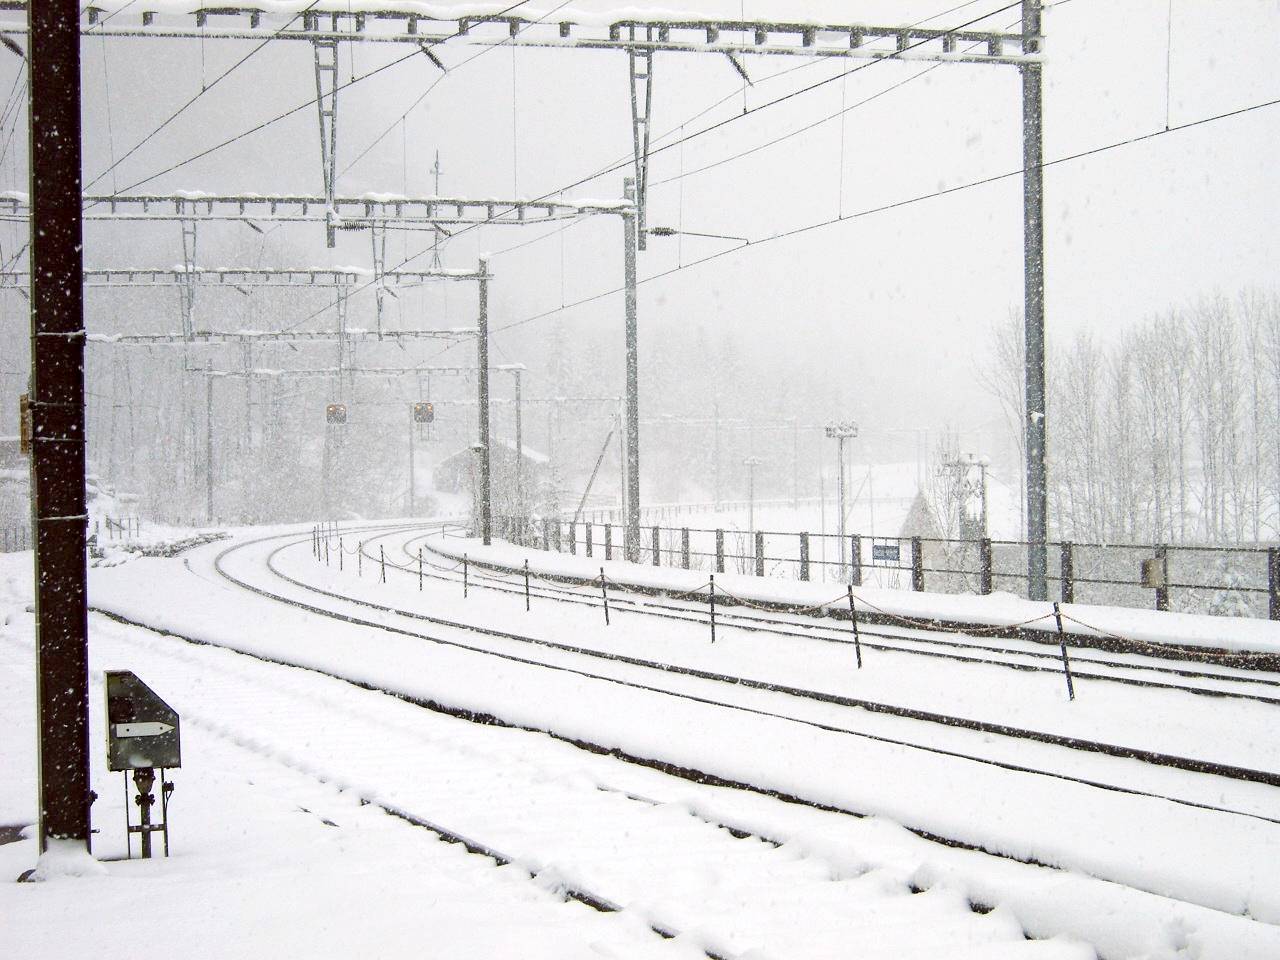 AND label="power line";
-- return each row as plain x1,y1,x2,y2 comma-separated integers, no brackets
85,1,322,191
538,0,1025,199
492,93,1280,335
279,0,1028,331
105,0,533,198
650,15,1028,191
489,4,1004,257
339,0,570,181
